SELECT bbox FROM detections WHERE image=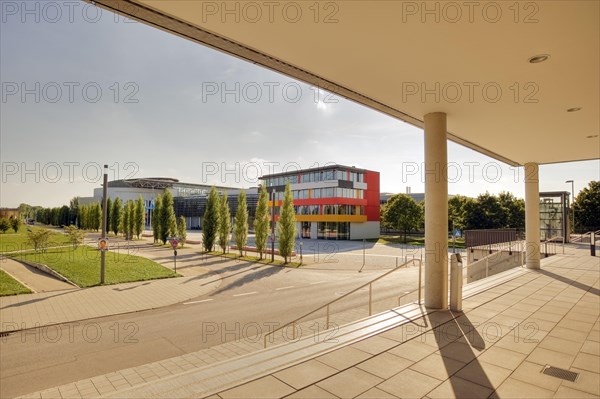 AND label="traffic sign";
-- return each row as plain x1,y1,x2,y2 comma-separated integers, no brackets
170,239,179,249
98,238,109,251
